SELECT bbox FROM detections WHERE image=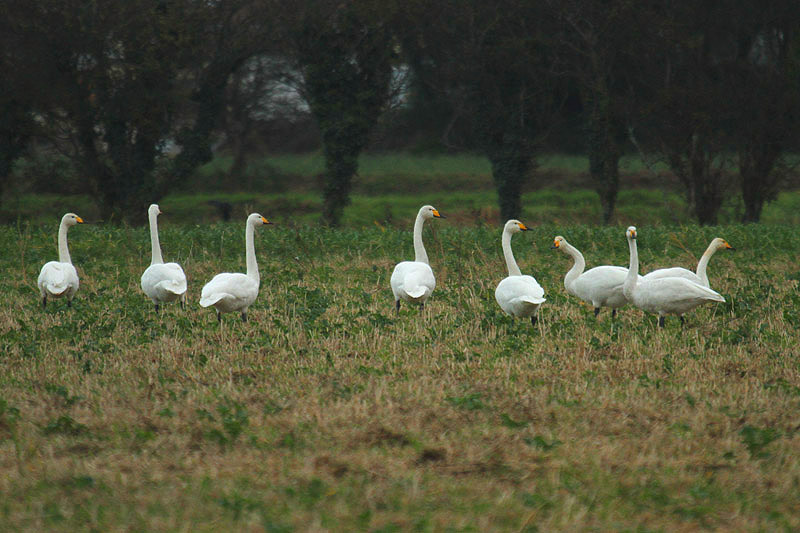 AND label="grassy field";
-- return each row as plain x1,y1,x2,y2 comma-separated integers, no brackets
1,219,799,531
